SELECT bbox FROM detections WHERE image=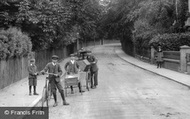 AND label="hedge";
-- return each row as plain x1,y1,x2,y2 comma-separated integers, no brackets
149,32,190,51
134,31,157,50
0,27,32,60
